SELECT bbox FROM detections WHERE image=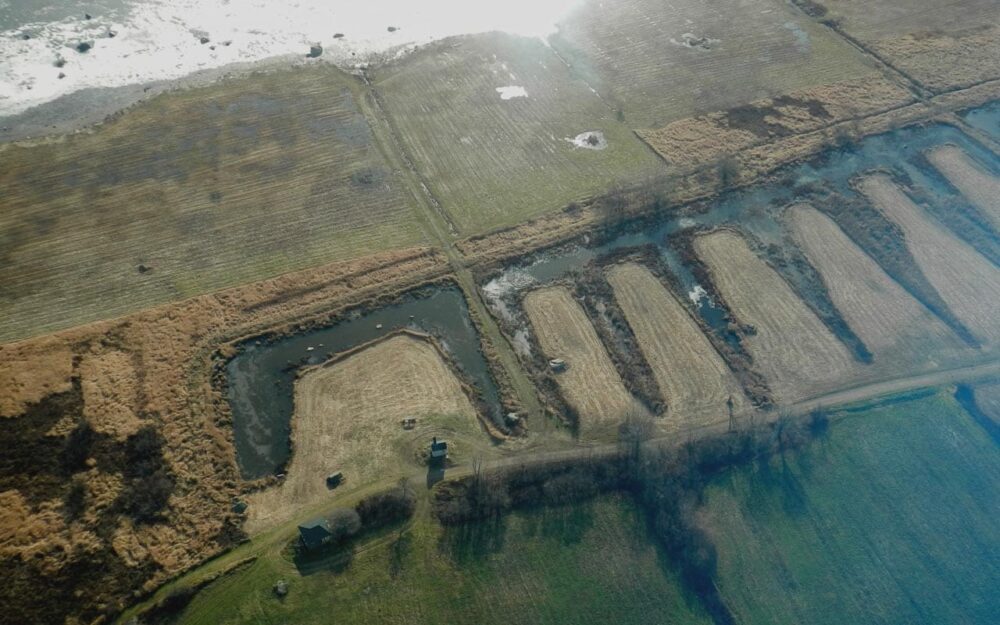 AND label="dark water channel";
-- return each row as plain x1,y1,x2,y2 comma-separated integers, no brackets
228,287,502,479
